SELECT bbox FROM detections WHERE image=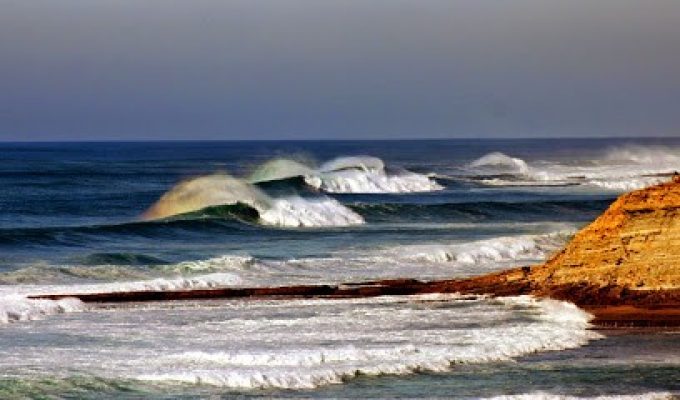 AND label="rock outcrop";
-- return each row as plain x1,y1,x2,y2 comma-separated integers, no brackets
527,175,680,291
433,176,680,326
